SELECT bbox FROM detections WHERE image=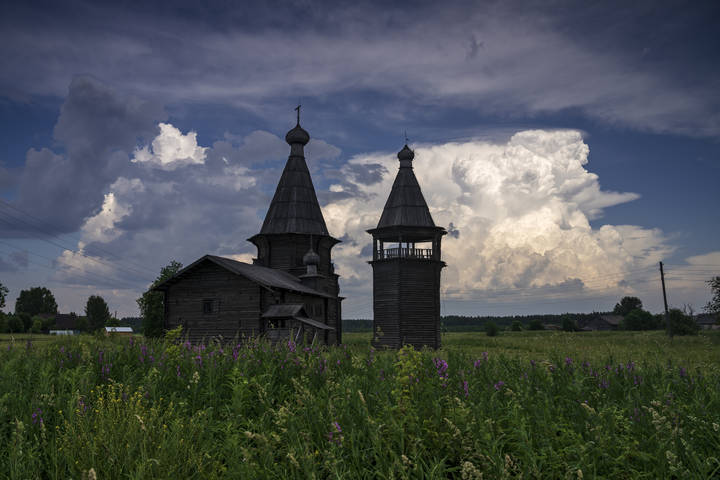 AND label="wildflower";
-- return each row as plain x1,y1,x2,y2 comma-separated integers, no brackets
328,421,343,445
565,357,573,366
599,379,609,389
434,358,449,378
463,380,469,397
176,365,181,377
530,359,536,367
679,367,687,377
494,381,505,391
482,351,488,361
287,339,296,353
31,408,43,425
190,371,200,384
